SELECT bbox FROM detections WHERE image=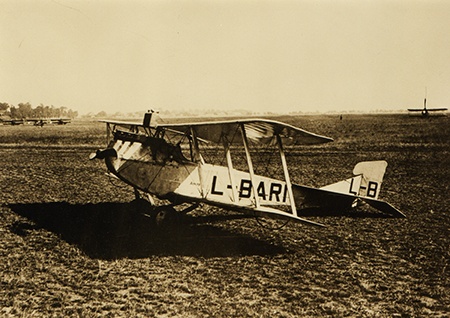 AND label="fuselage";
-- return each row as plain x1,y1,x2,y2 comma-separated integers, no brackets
103,129,294,210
